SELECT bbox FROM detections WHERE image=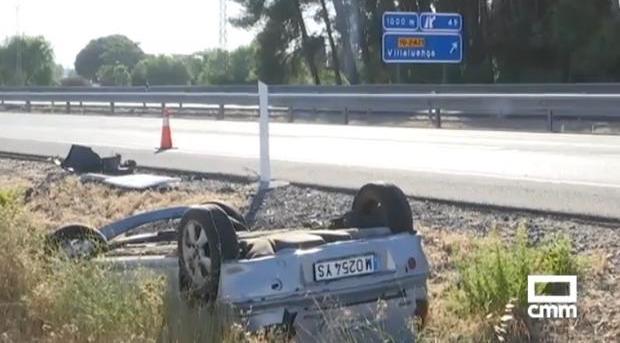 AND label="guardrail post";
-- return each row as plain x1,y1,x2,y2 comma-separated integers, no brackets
218,104,225,119
79,101,84,114
288,107,294,122
179,102,183,109
25,100,31,112
258,81,271,184
143,102,147,113
427,103,433,127
343,107,349,125
51,101,55,113
161,103,165,112
435,108,442,128
110,102,115,114
66,101,71,114
547,110,554,132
